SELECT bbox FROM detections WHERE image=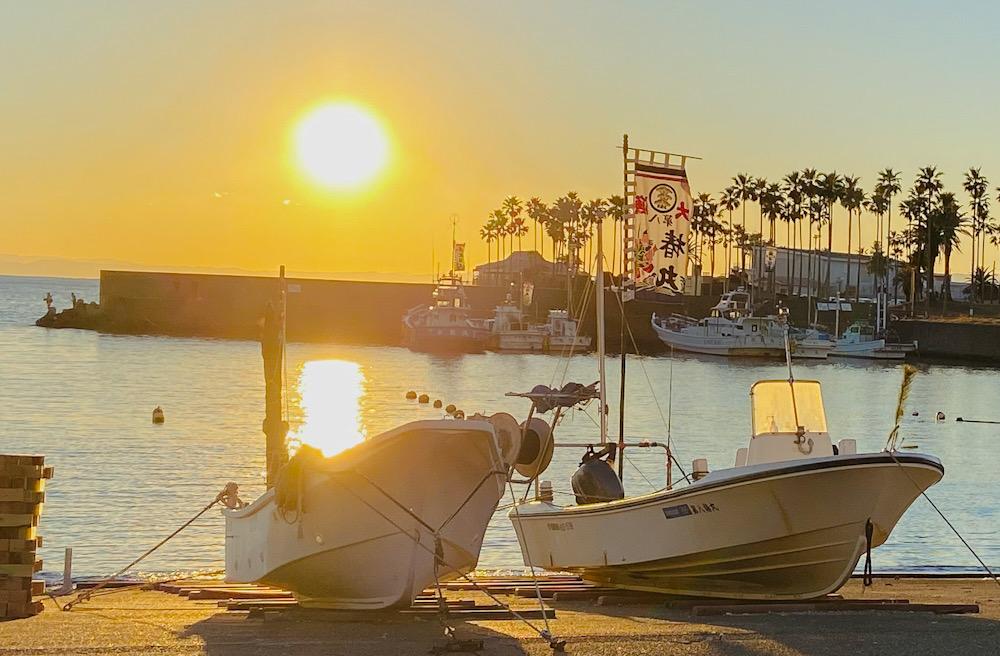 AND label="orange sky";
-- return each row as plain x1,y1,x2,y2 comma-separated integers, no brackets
3,2,1000,279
